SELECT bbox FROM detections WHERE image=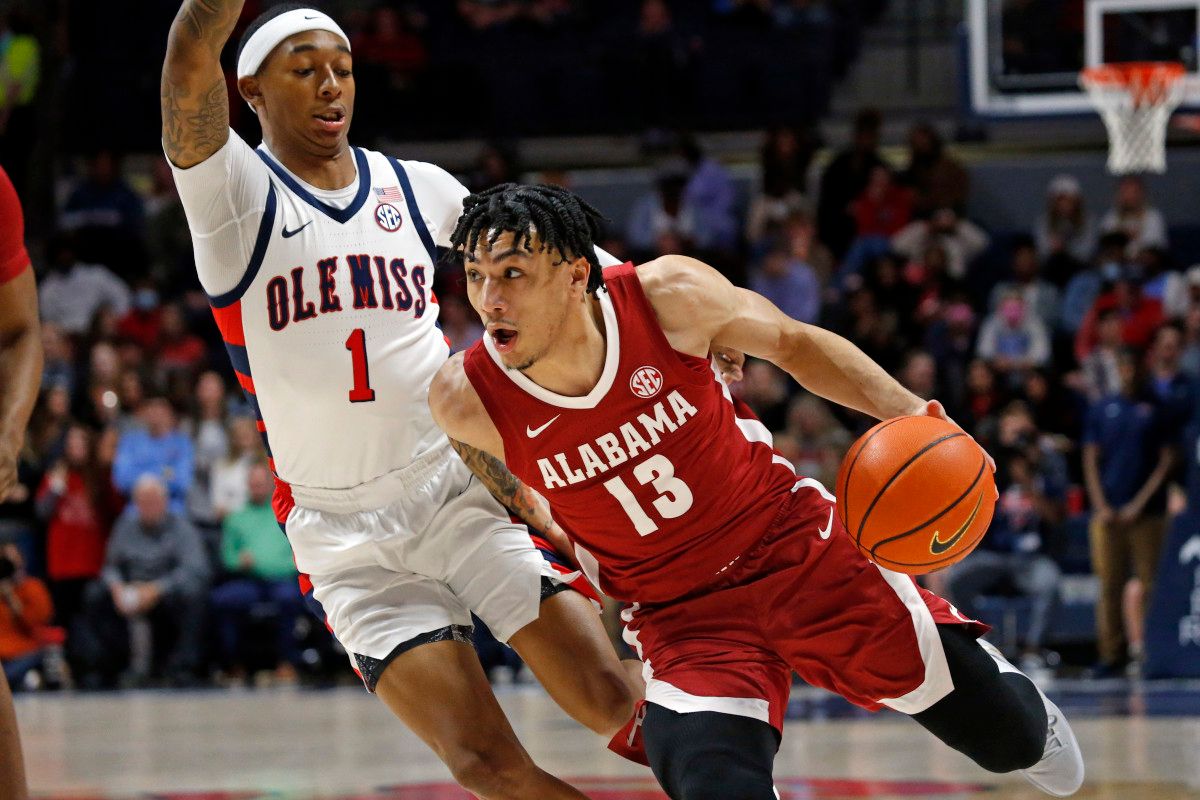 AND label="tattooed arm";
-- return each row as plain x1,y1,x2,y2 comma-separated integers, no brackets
448,439,579,568
161,0,244,168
